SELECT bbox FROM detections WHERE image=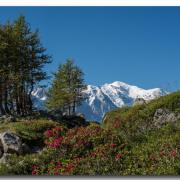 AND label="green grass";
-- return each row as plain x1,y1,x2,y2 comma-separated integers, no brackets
102,91,180,141
0,119,64,142
121,124,180,175
0,91,179,175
